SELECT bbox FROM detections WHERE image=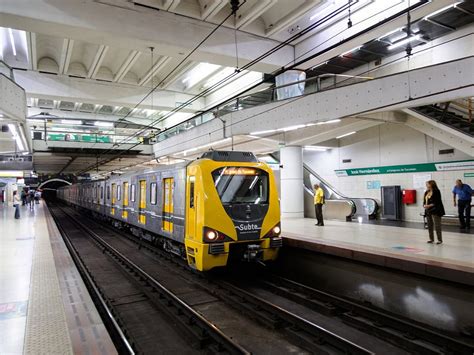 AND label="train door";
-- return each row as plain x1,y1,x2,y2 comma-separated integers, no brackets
162,177,174,233
139,180,146,224
122,182,129,219
186,176,196,239
111,183,116,215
